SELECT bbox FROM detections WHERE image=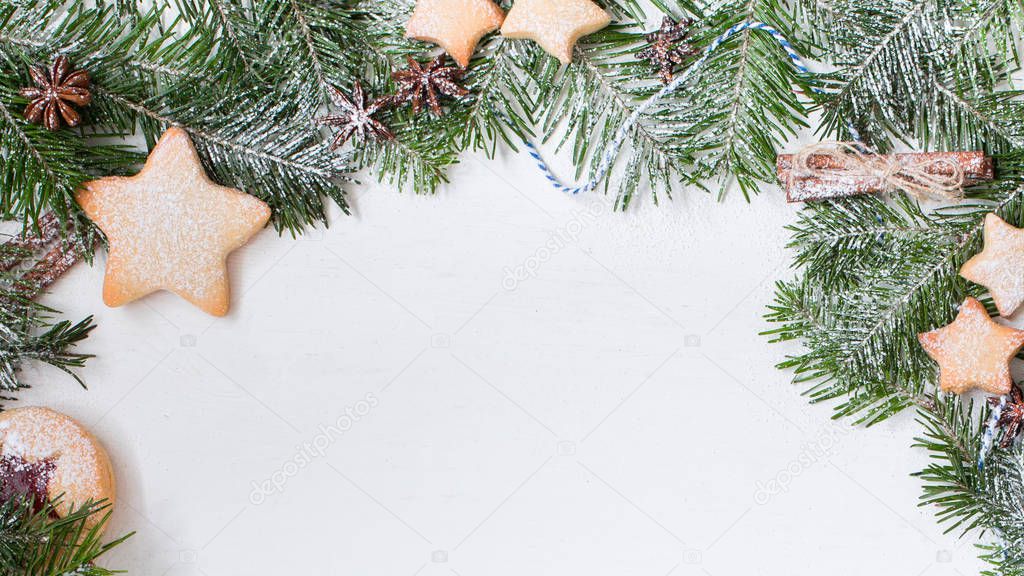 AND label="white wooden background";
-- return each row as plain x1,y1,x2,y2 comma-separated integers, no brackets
10,133,985,575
